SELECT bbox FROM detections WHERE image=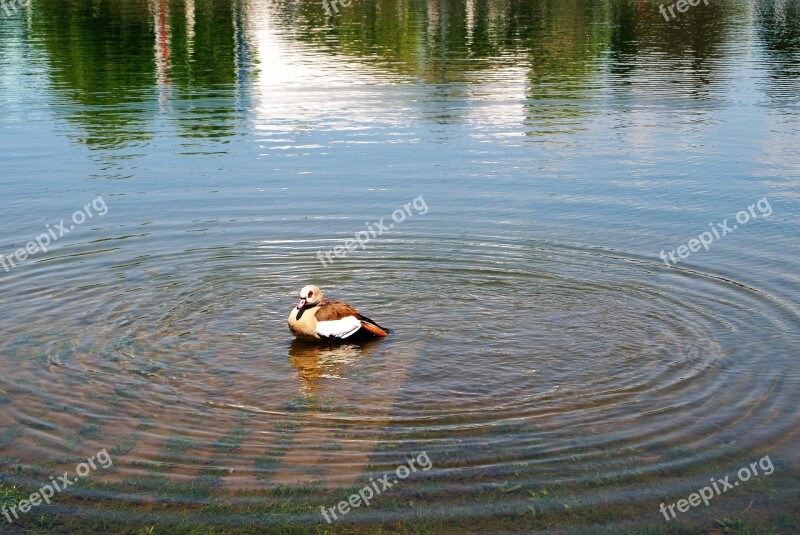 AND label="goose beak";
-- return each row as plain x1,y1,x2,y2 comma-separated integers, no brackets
297,298,306,309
